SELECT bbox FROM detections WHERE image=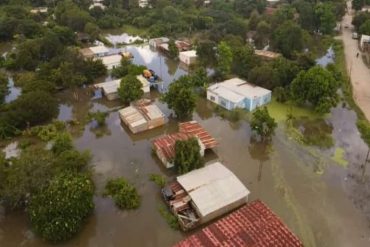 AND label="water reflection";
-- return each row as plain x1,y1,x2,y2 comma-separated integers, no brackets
106,33,143,45
5,77,21,103
248,138,273,182
316,46,335,67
